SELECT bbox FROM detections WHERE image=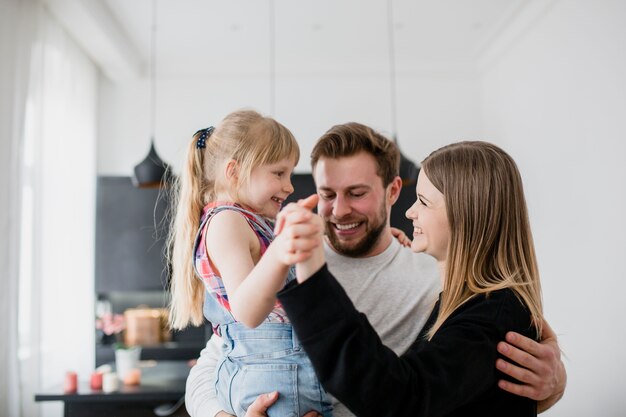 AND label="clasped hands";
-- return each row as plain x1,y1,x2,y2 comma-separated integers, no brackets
273,194,326,283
